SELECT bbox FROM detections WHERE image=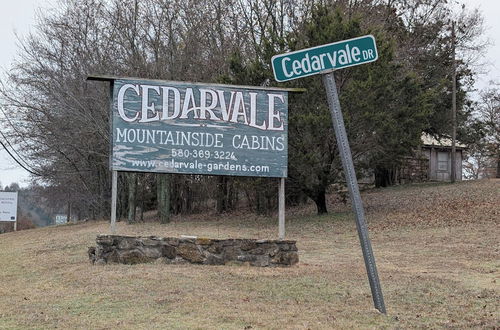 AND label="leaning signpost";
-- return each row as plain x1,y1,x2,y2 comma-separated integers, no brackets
271,35,386,314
